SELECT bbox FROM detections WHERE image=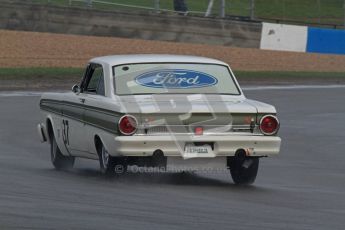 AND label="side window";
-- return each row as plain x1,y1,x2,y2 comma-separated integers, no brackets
84,65,105,96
